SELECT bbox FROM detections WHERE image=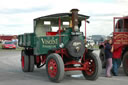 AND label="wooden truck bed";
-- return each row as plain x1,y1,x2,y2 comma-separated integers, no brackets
18,33,35,48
